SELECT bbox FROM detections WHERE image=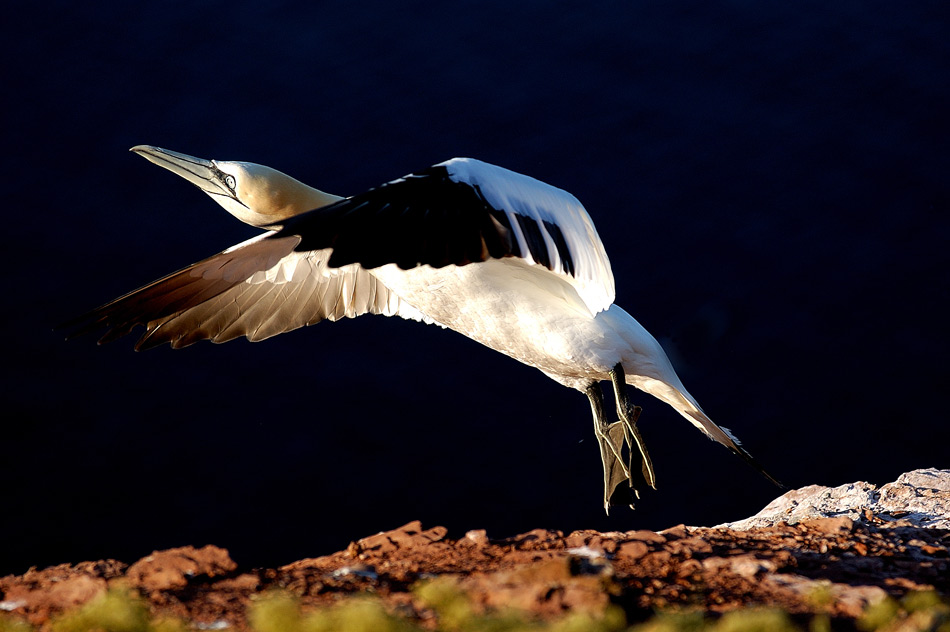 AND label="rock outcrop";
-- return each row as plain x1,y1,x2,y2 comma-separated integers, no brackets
1,469,947,631
718,468,949,530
